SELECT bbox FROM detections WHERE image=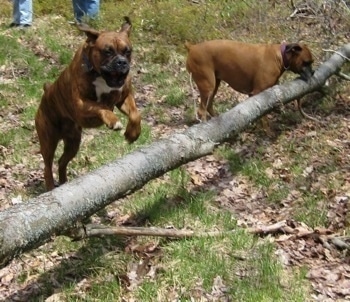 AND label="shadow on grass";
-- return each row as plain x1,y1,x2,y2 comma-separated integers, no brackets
3,189,184,301
4,237,124,301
